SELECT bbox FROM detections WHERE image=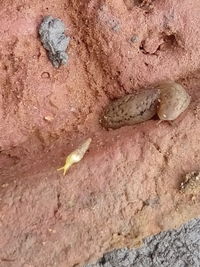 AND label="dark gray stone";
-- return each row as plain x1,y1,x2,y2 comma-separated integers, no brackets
39,16,70,68
85,217,200,267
